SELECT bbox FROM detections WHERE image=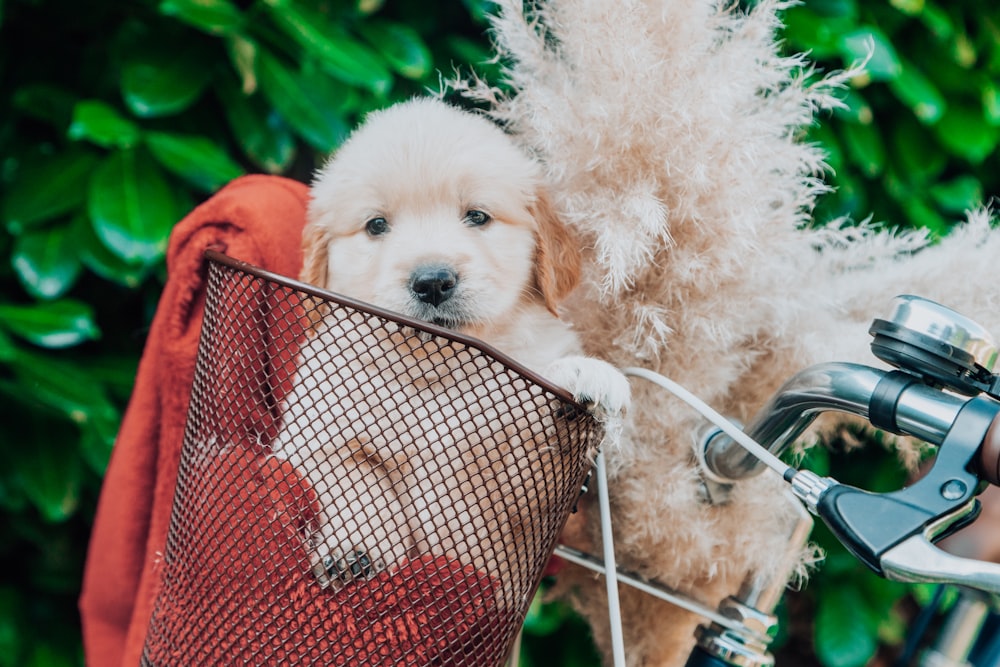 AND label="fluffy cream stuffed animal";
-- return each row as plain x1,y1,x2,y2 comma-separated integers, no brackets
453,0,1000,663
